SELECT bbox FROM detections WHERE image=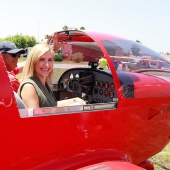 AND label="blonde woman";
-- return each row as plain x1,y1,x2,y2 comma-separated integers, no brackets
18,35,86,108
